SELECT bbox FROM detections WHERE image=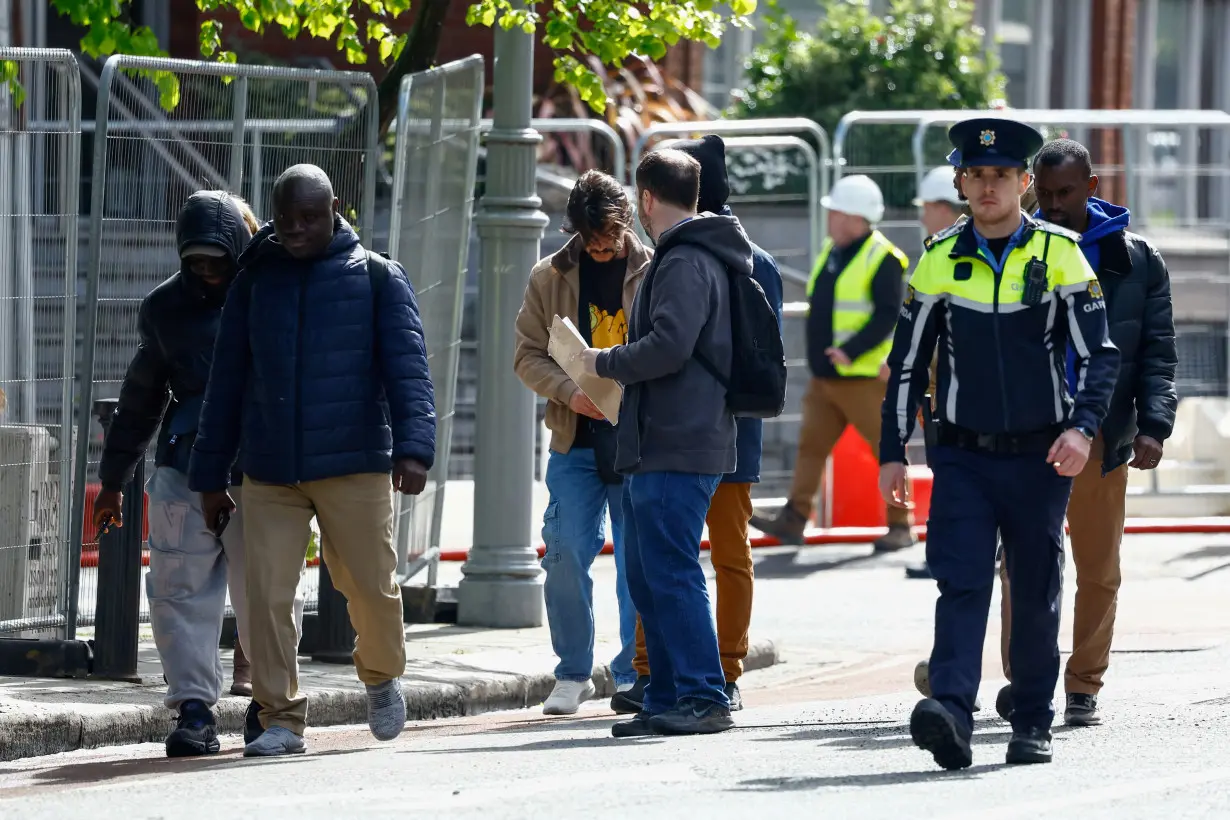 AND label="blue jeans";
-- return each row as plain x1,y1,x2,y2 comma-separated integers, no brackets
623,471,728,714
926,445,1071,737
541,447,637,685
